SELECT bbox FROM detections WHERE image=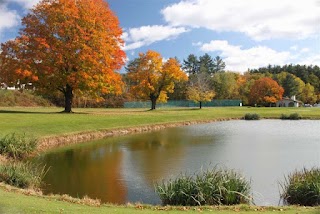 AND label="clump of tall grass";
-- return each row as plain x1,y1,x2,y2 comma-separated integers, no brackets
280,167,320,206
244,113,260,120
0,133,37,159
155,167,251,206
0,162,46,189
280,113,301,120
